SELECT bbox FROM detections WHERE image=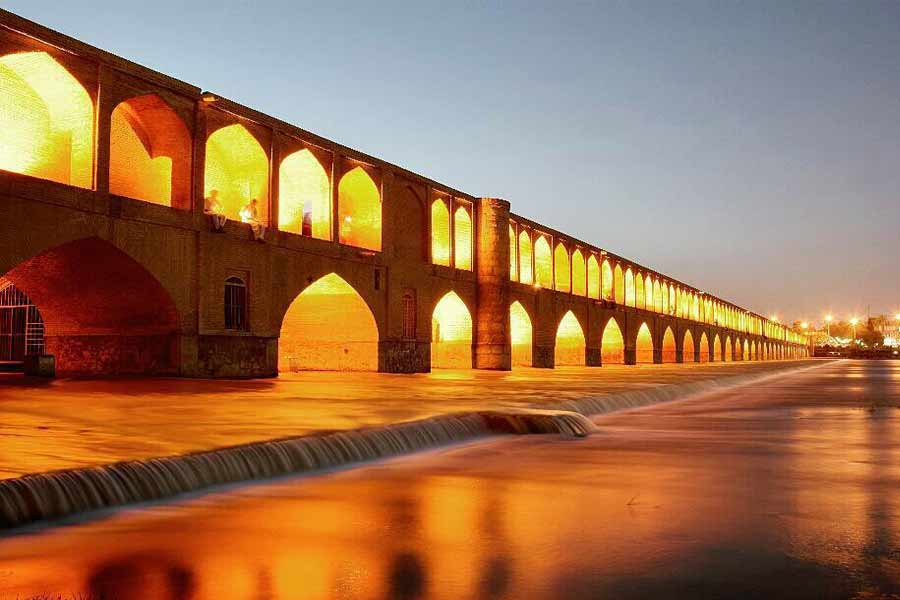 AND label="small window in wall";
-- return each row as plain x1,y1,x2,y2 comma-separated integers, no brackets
402,291,417,339
225,276,248,330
